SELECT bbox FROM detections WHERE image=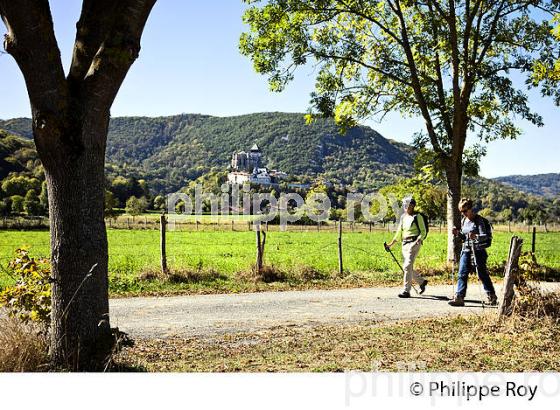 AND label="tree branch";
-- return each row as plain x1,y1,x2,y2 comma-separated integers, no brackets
68,0,121,85
0,0,67,123
393,0,444,155
82,0,157,110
